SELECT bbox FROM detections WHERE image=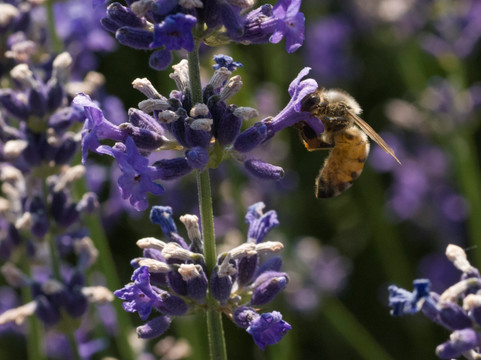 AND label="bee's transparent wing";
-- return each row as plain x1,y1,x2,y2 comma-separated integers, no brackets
349,111,401,164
